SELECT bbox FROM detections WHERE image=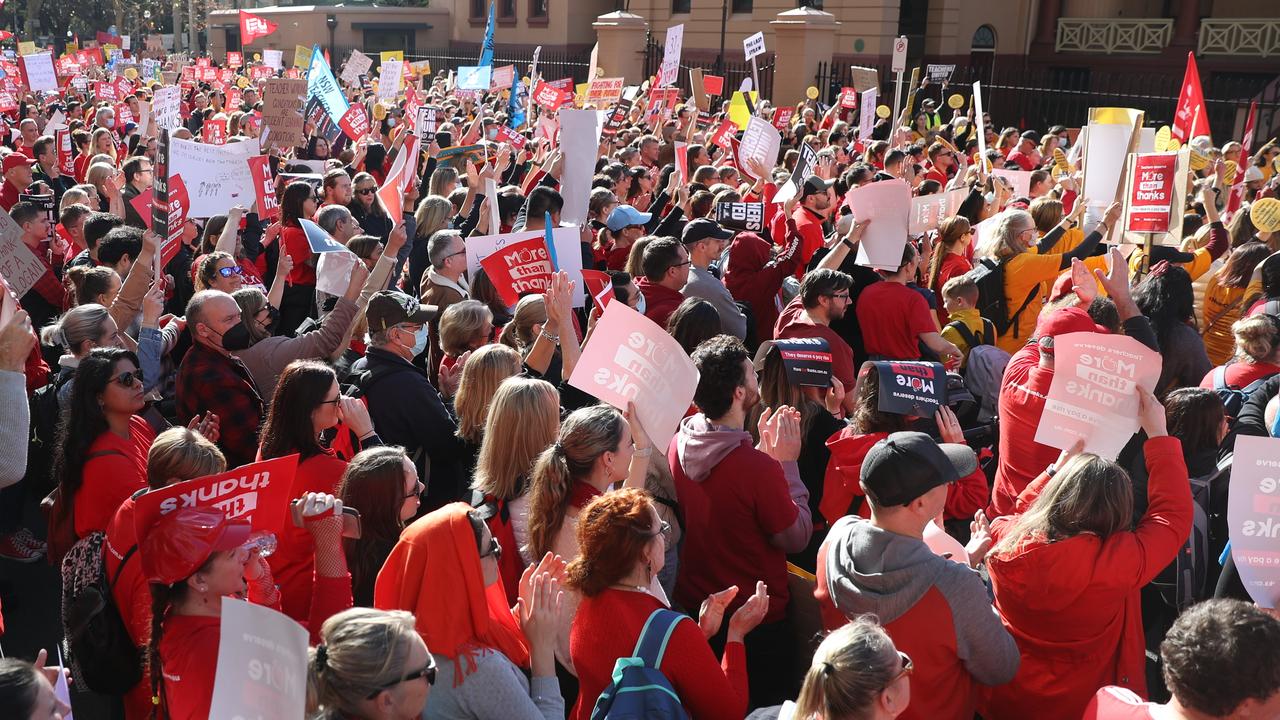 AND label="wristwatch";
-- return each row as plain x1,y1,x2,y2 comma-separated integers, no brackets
840,238,855,250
